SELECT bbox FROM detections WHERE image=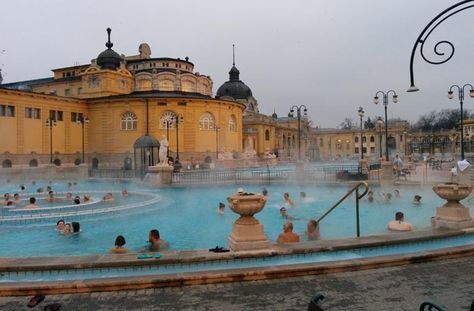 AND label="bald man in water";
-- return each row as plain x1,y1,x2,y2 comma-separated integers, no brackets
277,221,300,243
